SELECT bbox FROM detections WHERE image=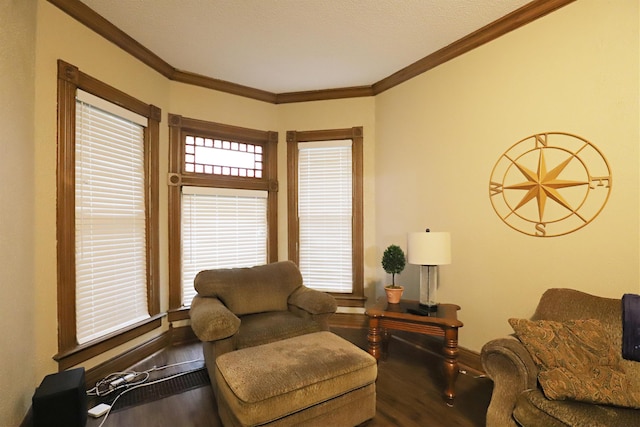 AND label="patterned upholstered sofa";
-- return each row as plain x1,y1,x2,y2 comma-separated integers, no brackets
481,288,640,427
